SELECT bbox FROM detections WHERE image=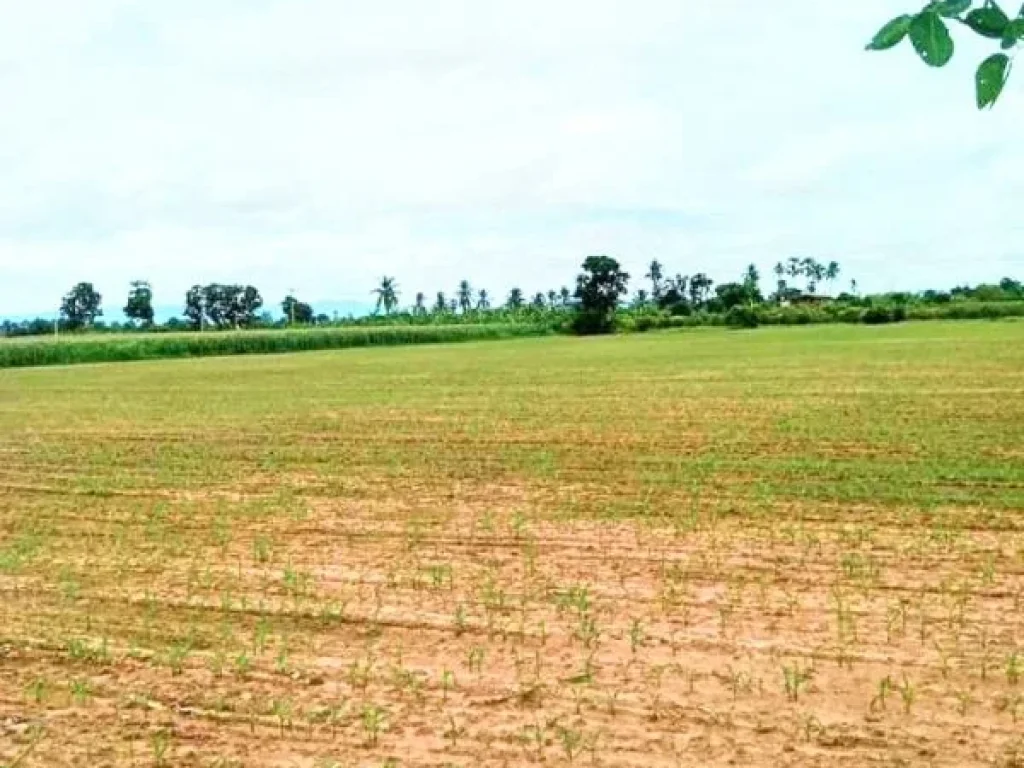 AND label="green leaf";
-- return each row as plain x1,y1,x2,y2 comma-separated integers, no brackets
1002,17,1024,47
866,15,914,50
977,53,1011,108
965,5,1011,38
909,12,955,67
934,0,972,17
